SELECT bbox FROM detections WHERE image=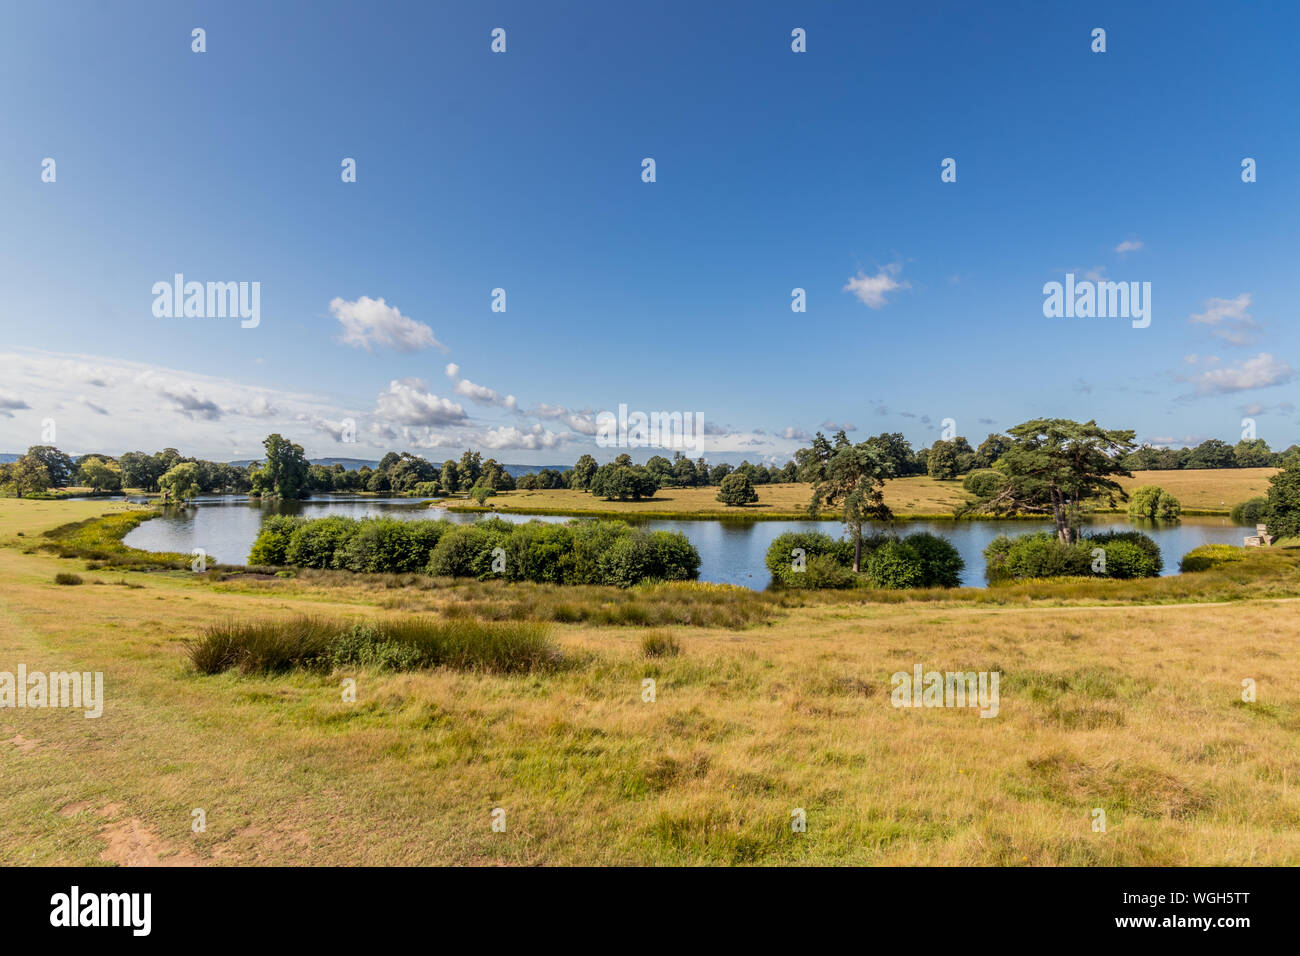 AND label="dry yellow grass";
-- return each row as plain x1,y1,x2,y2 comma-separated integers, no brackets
462,468,1276,519
467,477,968,519
1,499,1298,865
1117,468,1276,511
